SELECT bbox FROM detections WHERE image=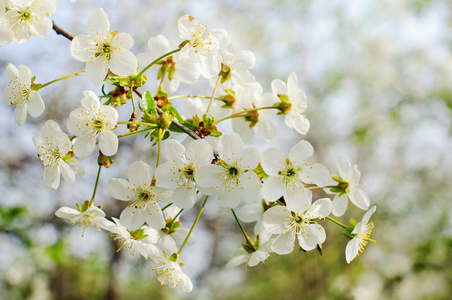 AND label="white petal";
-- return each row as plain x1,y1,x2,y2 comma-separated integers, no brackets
98,130,118,156
332,195,348,217
263,206,291,234
87,8,110,40
306,198,332,219
55,206,80,221
159,235,178,255
164,139,186,163
238,203,262,223
14,105,27,126
226,249,248,268
127,161,153,187
284,187,312,213
348,188,370,210
195,165,223,188
145,202,166,229
109,48,138,76
43,165,60,189
172,184,196,209
337,156,351,179
272,231,295,255
119,205,145,231
345,238,359,263
285,112,310,135
60,161,75,184
271,78,287,95
70,34,92,62
73,137,96,158
261,175,285,203
85,60,108,86
261,147,285,175
186,139,212,166
107,178,136,201
289,140,313,163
